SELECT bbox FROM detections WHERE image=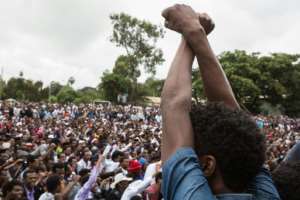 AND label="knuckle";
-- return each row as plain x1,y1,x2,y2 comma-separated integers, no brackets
199,13,206,19
174,4,181,9
203,13,210,20
203,12,209,17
